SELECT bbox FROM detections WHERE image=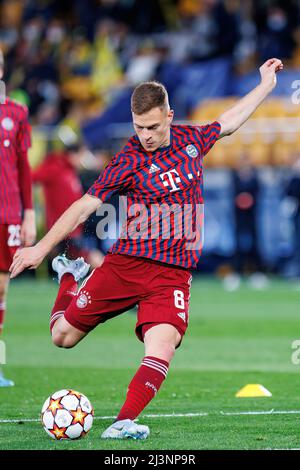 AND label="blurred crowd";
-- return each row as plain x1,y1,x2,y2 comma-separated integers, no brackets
1,0,300,130
2,0,300,280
